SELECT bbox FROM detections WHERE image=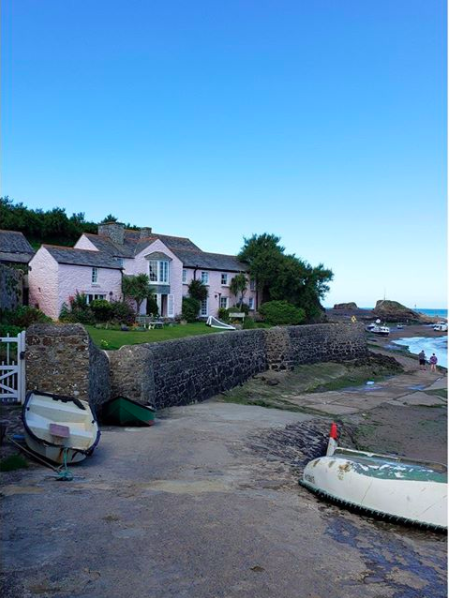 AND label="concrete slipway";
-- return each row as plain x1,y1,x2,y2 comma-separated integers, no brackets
1,368,447,598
